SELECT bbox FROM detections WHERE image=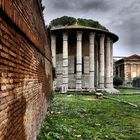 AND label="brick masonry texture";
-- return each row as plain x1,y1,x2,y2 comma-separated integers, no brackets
0,0,52,140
